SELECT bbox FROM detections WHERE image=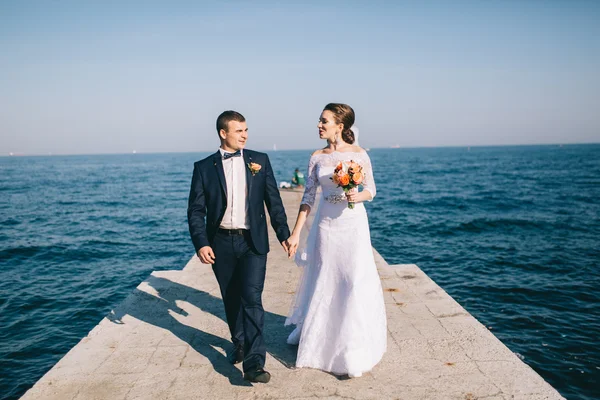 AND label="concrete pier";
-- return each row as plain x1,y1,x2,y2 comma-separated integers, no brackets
22,190,564,399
